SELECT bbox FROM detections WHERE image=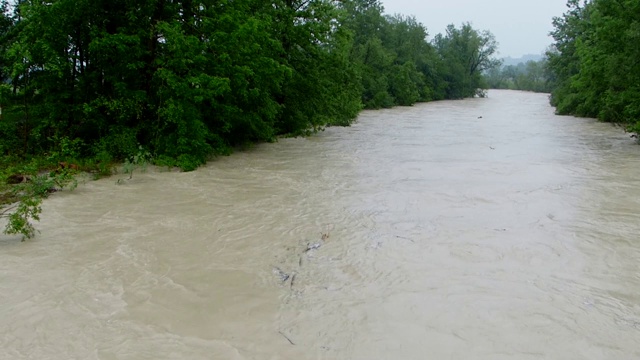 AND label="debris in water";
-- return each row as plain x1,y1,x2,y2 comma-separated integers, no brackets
278,331,296,345
273,267,289,282
305,242,322,252
395,235,415,243
290,274,296,289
